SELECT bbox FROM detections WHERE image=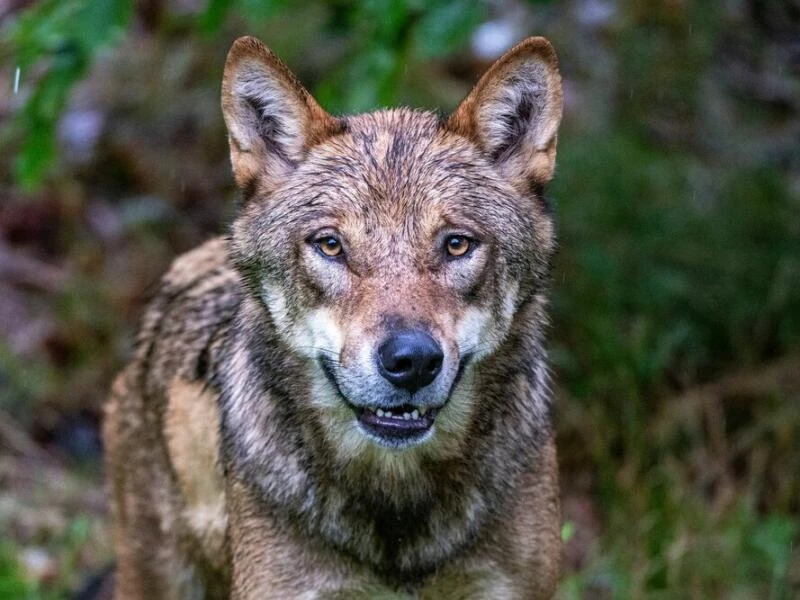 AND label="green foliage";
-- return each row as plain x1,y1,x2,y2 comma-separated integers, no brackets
561,499,798,599
0,545,30,599
0,495,107,599
552,127,800,598
200,0,291,33
0,344,57,420
2,0,132,189
552,131,800,402
4,0,487,189
314,0,487,112
411,0,485,59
